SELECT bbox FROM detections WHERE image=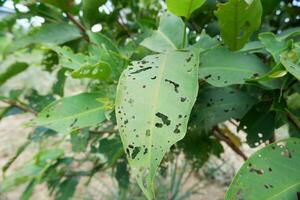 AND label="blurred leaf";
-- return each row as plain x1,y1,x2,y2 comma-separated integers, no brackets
98,136,124,165
280,48,300,81
259,32,291,63
52,68,68,97
39,0,75,13
166,0,206,19
70,129,90,153
71,62,112,80
35,93,107,133
55,176,79,200
6,23,81,53
194,87,257,130
0,62,29,86
25,90,55,112
115,159,130,190
88,31,119,53
225,138,300,200
215,0,263,50
83,0,107,28
141,12,186,53
199,47,271,87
